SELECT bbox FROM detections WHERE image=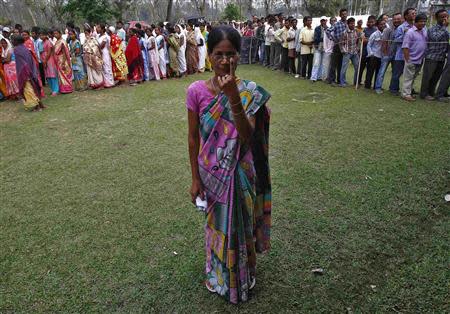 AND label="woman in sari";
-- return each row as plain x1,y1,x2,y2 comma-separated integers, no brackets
1,38,19,99
40,30,59,96
185,24,199,75
139,30,150,81
200,24,211,71
187,26,271,304
195,27,206,72
175,24,187,76
145,27,160,81
125,28,144,85
54,29,73,94
12,35,46,111
107,26,128,83
82,25,104,89
155,27,167,79
0,41,9,98
68,30,87,91
22,30,44,97
96,24,115,88
167,26,180,78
